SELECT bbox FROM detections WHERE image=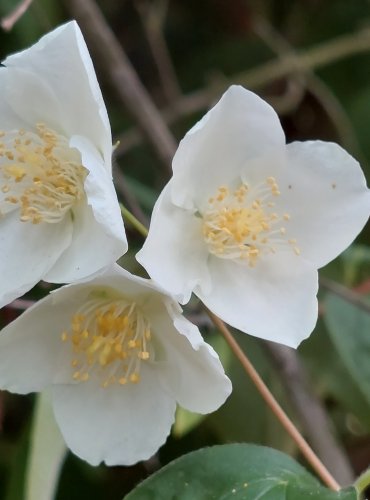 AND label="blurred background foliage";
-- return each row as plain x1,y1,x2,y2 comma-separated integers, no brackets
0,0,370,499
